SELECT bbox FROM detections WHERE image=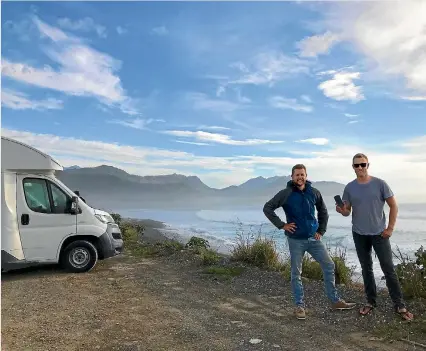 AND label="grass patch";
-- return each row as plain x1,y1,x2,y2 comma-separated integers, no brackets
203,266,245,278
231,224,284,271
